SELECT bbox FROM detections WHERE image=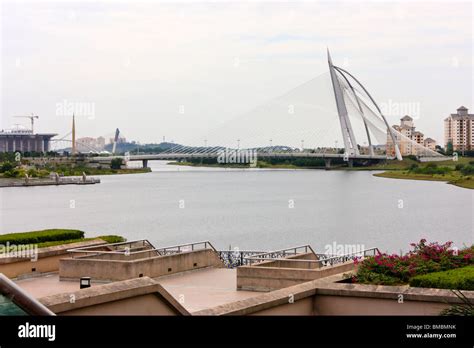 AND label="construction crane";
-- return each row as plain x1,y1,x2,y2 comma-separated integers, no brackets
13,114,39,133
